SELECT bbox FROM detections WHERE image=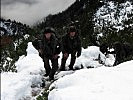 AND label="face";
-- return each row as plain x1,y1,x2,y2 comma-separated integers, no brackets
69,32,76,37
44,33,52,39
